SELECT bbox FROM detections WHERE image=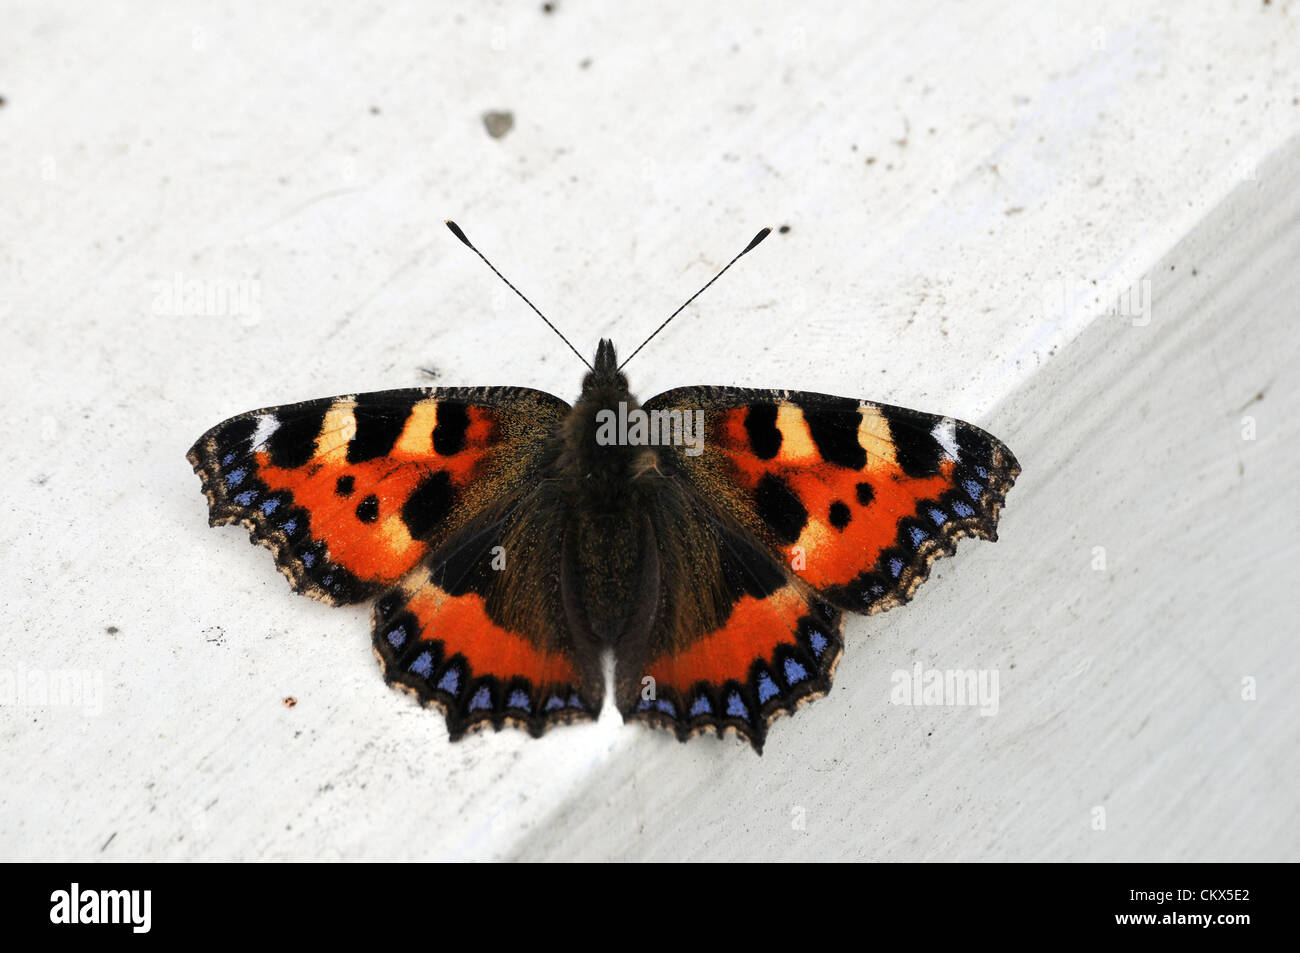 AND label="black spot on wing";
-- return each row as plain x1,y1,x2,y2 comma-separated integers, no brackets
347,392,415,463
828,500,851,530
335,474,354,496
802,405,866,469
855,481,875,506
432,403,470,456
882,406,943,477
743,405,782,460
267,399,330,469
355,494,379,523
754,473,808,545
402,470,457,539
